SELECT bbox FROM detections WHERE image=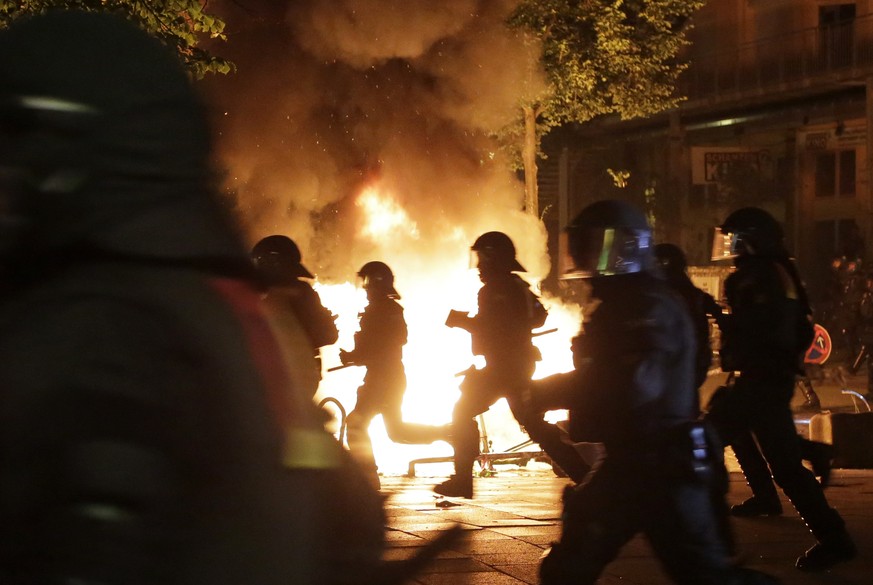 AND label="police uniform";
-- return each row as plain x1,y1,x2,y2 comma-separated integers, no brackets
536,200,776,585
344,268,446,481
437,268,591,497
708,253,855,569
